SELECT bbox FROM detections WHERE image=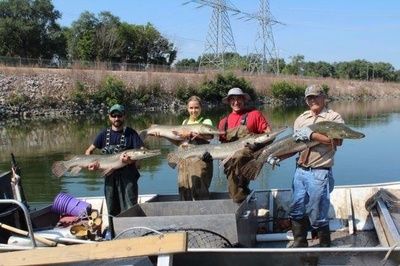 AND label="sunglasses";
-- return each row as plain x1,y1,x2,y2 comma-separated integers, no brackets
110,113,123,118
